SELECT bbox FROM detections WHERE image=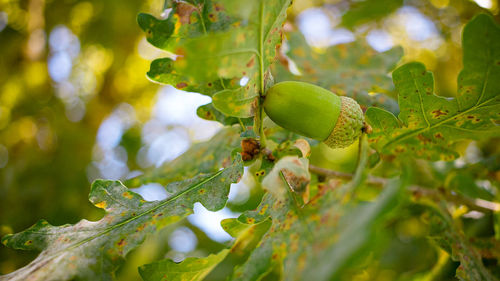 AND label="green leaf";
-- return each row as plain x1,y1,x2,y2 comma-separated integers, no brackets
212,86,258,118
1,157,243,281
426,204,499,281
229,156,403,281
146,58,240,96
196,103,252,126
272,32,402,113
138,212,272,281
367,14,500,161
138,1,235,52
139,250,230,281
446,173,494,201
341,0,403,29
142,0,292,117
